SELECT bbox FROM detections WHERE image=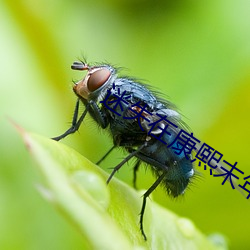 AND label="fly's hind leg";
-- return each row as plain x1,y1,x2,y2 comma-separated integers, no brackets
140,173,166,240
